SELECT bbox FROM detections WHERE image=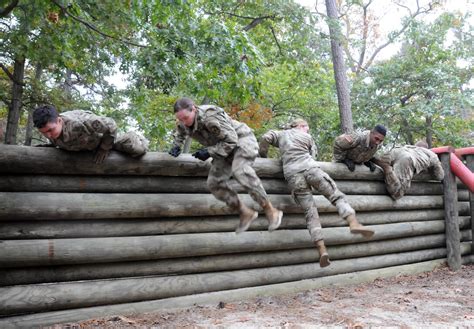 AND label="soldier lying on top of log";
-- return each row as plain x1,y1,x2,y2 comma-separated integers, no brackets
168,97,283,233
333,124,387,172
33,105,149,164
374,141,445,200
258,118,375,268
